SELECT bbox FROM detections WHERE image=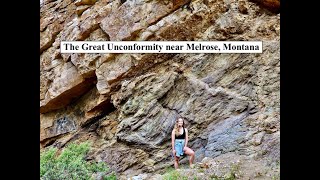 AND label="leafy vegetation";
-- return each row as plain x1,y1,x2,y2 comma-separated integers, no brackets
40,141,115,180
162,167,188,180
